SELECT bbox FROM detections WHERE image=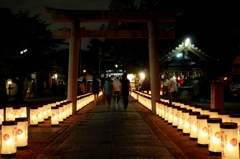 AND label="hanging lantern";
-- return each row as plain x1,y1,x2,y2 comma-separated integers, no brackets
229,113,240,144
209,108,219,118
220,122,239,159
182,109,193,135
51,106,59,126
189,111,201,140
30,106,38,126
218,111,229,123
197,115,210,146
15,117,28,148
0,106,4,125
207,118,222,155
5,105,14,121
1,121,17,157
177,108,187,131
